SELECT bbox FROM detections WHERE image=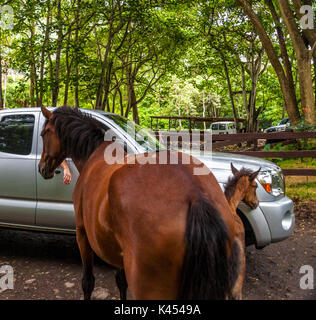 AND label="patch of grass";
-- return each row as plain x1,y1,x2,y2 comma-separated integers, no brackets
270,159,316,201
272,158,316,169
262,141,316,201
285,181,316,201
